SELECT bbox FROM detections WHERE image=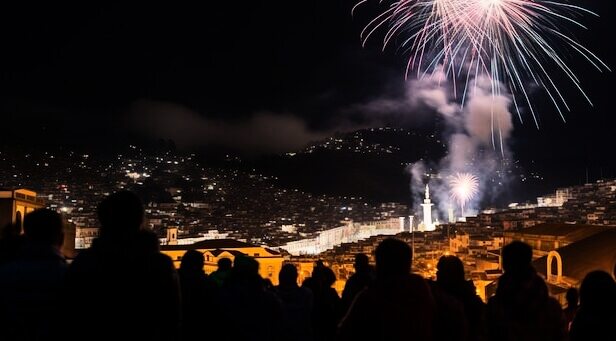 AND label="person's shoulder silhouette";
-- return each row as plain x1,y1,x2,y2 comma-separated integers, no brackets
276,263,314,341
434,255,485,341
0,222,25,264
338,238,435,341
65,191,181,341
570,270,616,341
488,241,566,341
0,208,68,341
563,287,578,331
178,249,219,340
341,253,374,315
220,255,283,341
